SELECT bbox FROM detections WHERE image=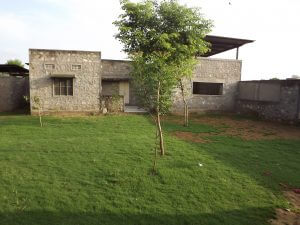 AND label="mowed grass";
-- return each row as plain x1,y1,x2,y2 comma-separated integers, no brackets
0,114,299,225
